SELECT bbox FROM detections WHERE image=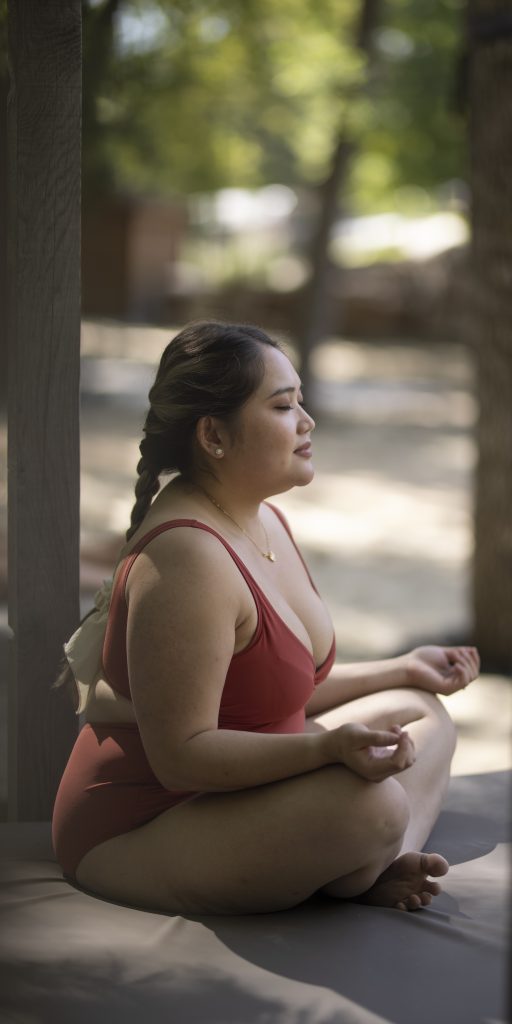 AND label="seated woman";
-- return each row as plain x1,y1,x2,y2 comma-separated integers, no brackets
52,320,479,915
